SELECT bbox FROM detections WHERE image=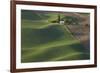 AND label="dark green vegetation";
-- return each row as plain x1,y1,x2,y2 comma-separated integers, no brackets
21,10,90,63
